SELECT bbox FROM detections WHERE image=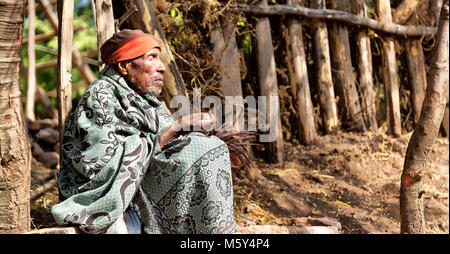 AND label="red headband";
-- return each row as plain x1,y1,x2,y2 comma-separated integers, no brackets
104,33,160,65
